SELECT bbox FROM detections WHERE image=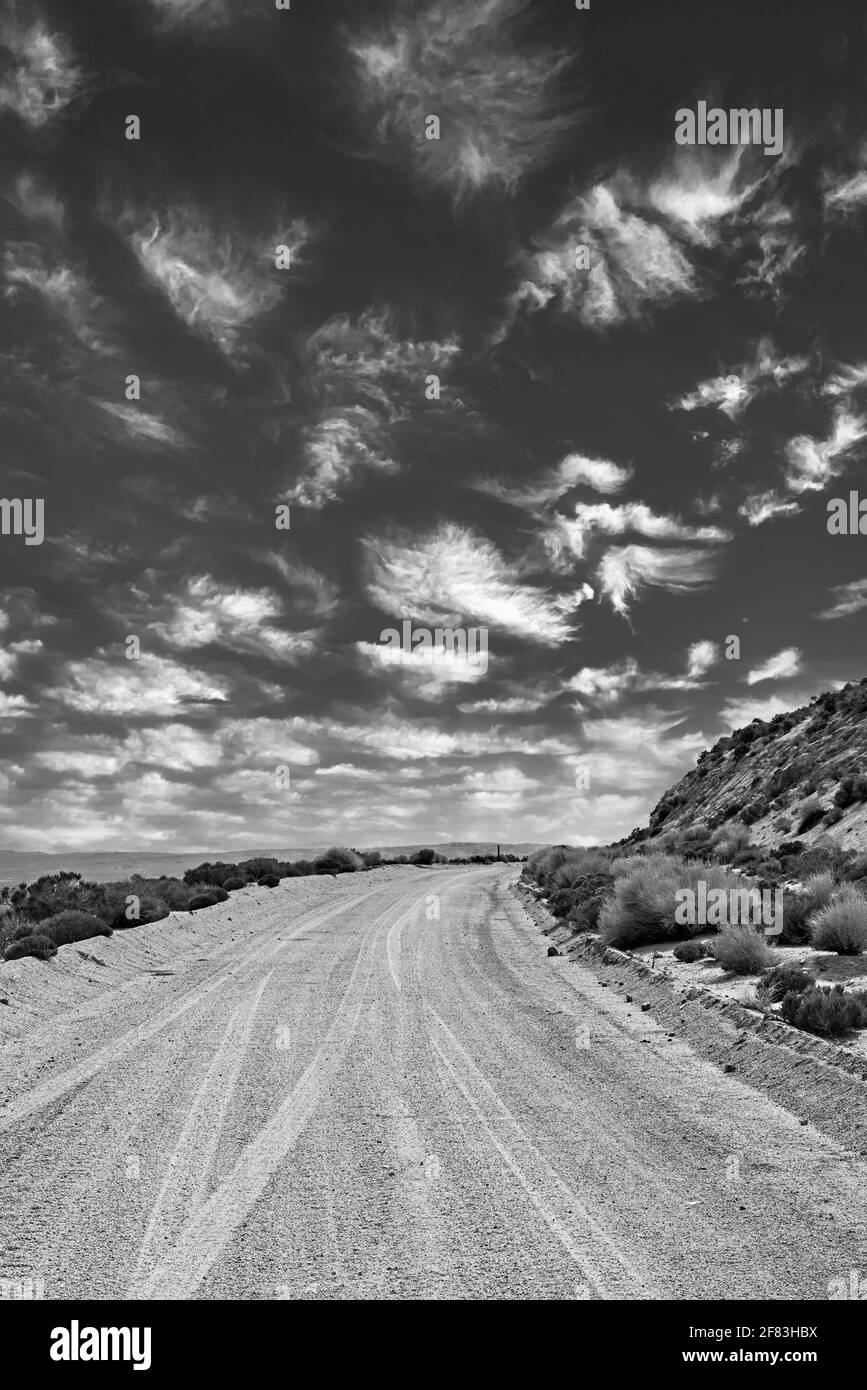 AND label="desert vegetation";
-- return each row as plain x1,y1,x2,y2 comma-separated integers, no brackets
1,844,518,963
525,807,867,1042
